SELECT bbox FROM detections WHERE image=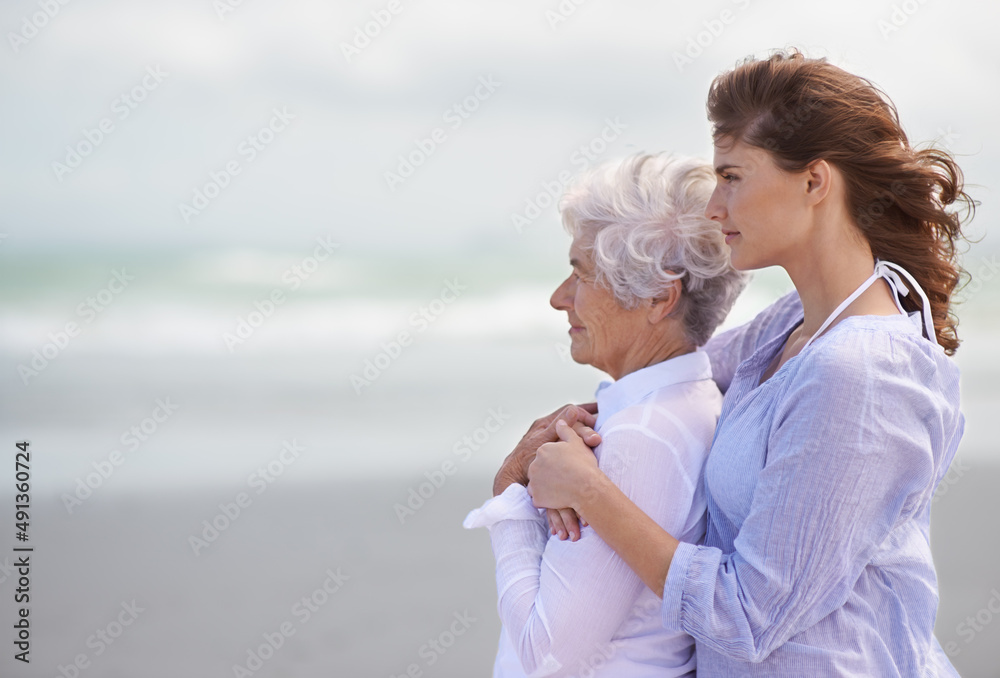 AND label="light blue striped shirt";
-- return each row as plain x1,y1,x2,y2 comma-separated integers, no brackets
662,291,964,676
